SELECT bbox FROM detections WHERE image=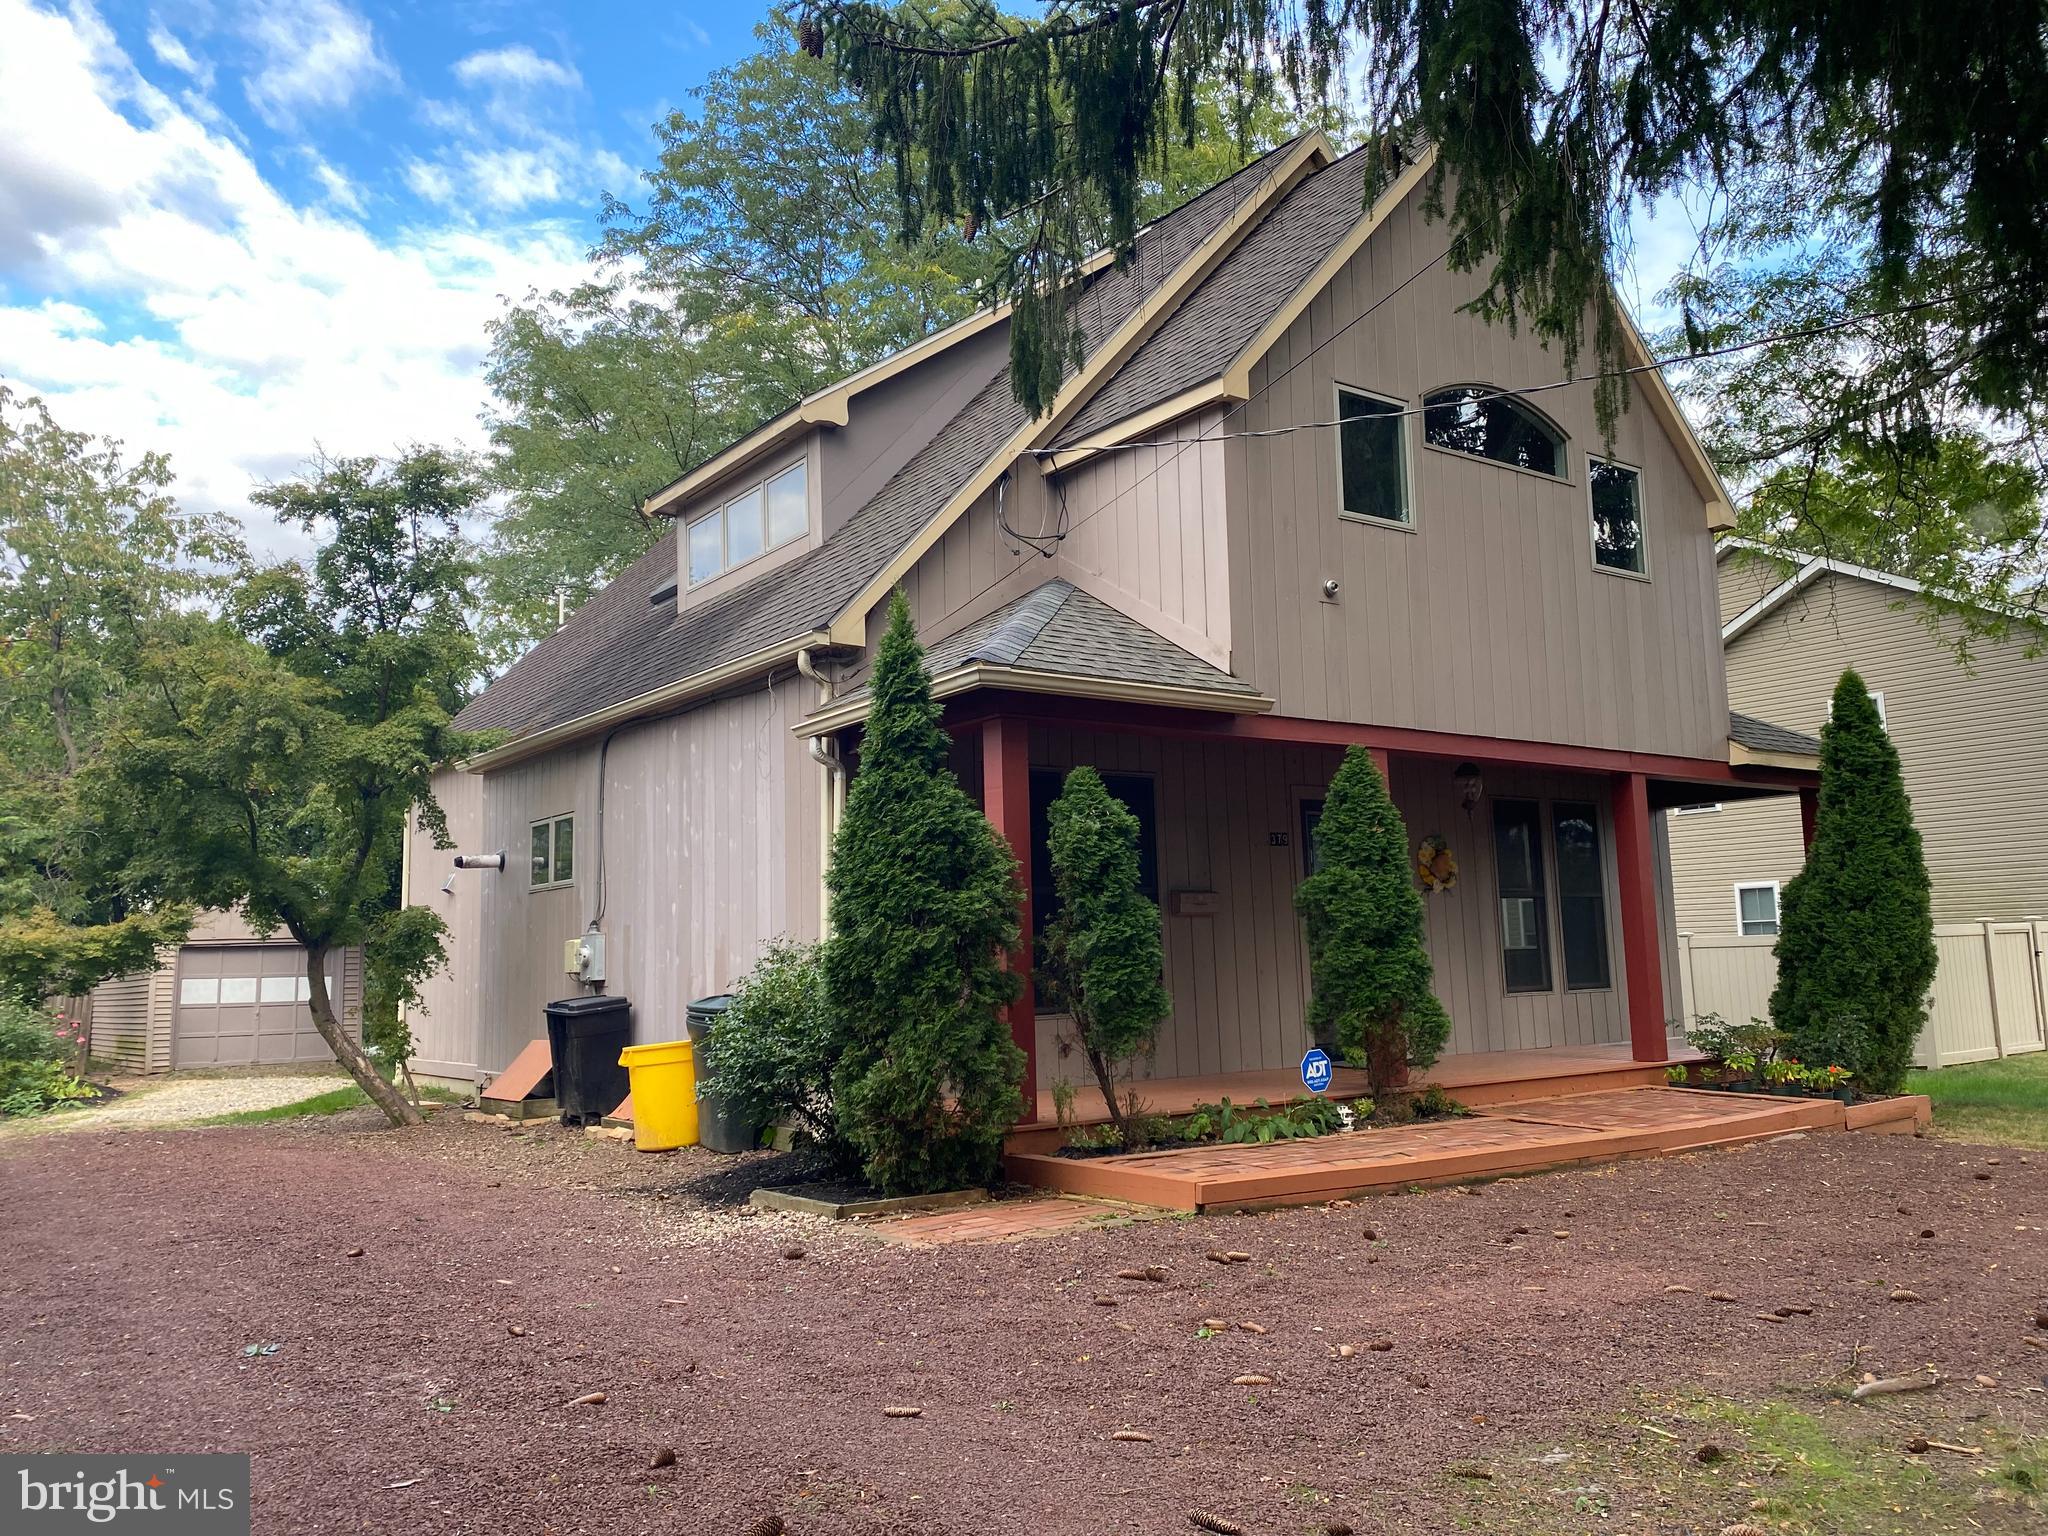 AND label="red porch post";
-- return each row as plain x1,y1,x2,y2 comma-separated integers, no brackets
1609,771,1669,1063
980,715,1038,1111
1798,786,1819,852
1367,745,1392,782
